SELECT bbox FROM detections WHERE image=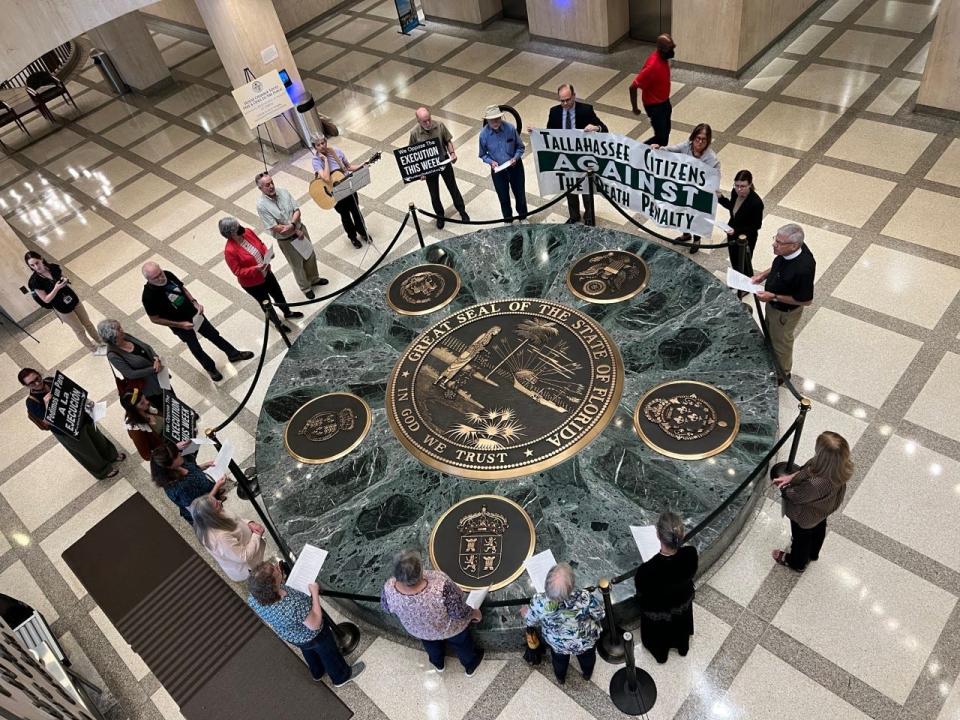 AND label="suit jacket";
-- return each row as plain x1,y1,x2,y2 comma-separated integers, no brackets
547,101,608,132
718,189,764,244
